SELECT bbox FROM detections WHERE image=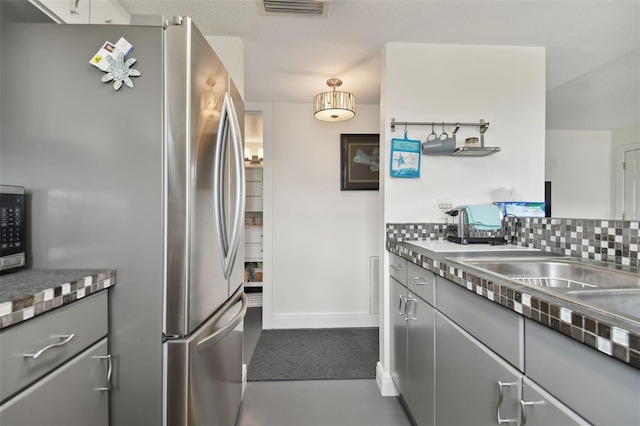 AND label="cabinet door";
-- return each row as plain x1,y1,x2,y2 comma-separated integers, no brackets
245,243,263,260
436,312,522,426
0,338,109,426
30,0,90,23
390,277,408,396
246,196,263,212
90,0,130,24
406,296,435,426
521,377,589,426
525,318,640,425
